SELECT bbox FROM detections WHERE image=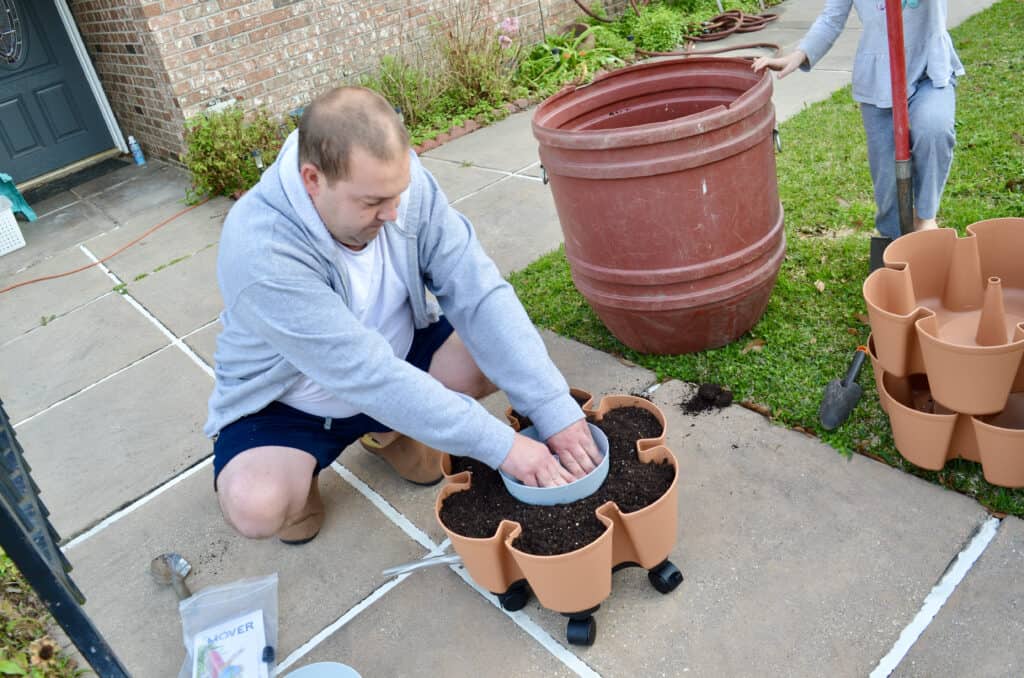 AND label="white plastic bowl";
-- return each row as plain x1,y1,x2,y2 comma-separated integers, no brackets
285,662,361,678
499,423,610,506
